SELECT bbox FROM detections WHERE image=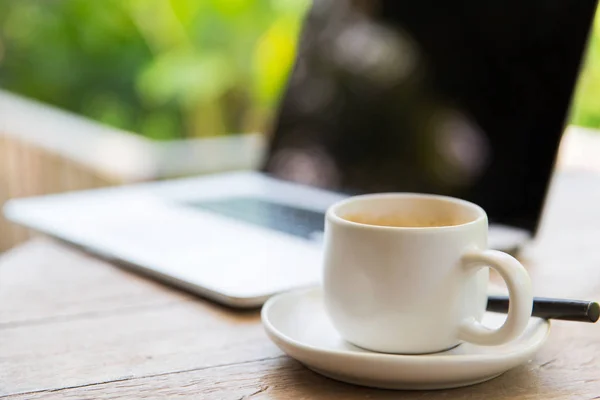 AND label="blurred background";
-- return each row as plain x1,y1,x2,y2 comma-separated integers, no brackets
0,0,310,140
1,0,600,250
0,0,310,249
2,0,600,139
